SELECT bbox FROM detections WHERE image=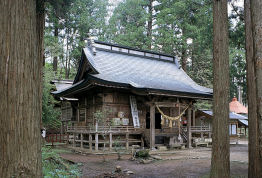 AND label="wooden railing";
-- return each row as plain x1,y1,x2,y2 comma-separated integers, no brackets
67,125,143,134
66,125,144,151
45,134,69,145
182,126,211,132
